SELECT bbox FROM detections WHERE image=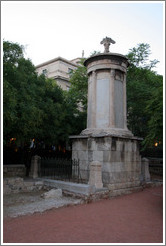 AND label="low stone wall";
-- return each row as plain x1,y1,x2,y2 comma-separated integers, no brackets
38,178,110,201
3,177,44,195
40,178,95,196
3,164,26,178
